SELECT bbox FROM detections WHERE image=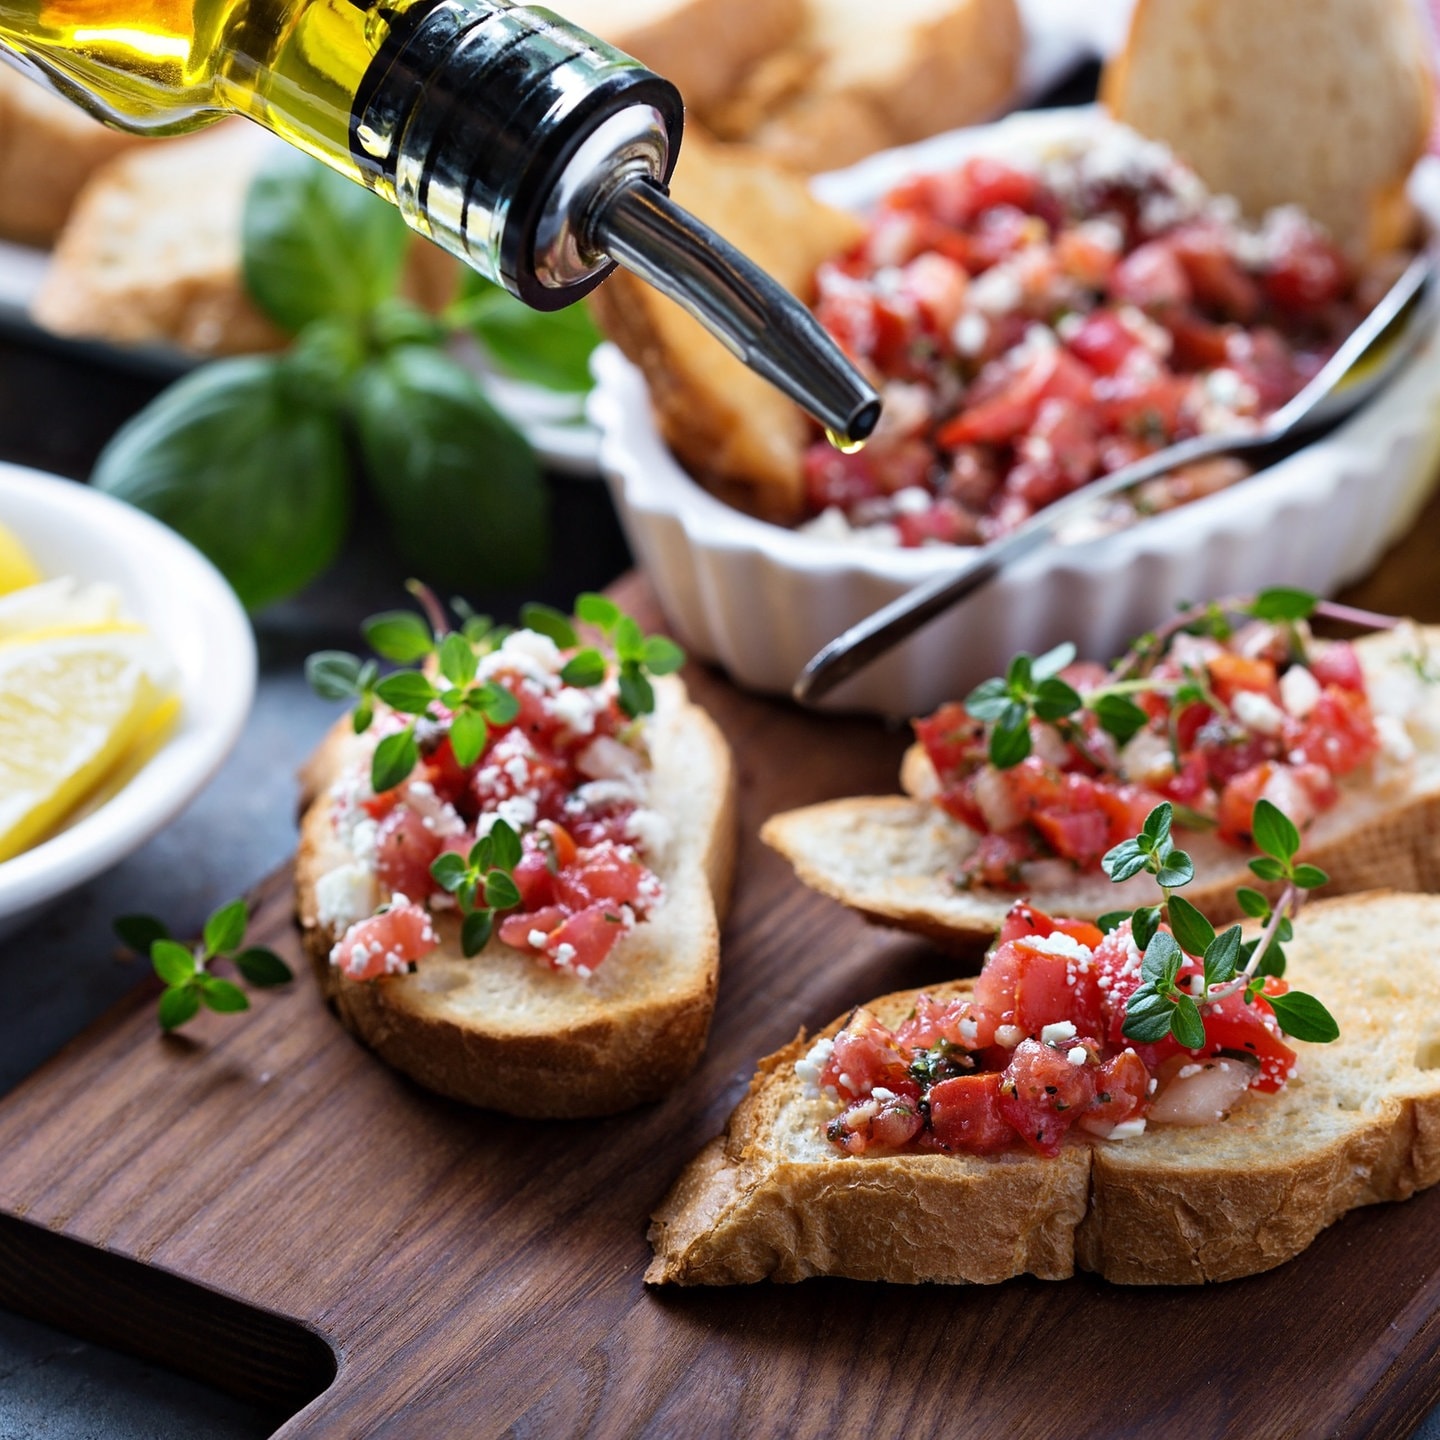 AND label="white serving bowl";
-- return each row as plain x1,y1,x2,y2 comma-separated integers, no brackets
0,465,255,936
591,107,1440,715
